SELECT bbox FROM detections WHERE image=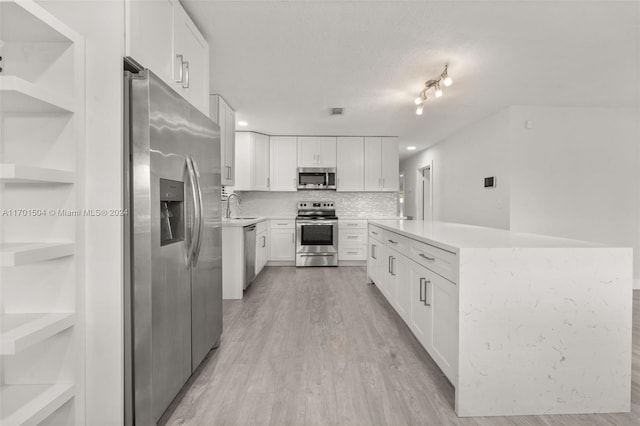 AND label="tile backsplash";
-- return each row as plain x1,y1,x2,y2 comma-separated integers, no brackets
226,191,398,218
